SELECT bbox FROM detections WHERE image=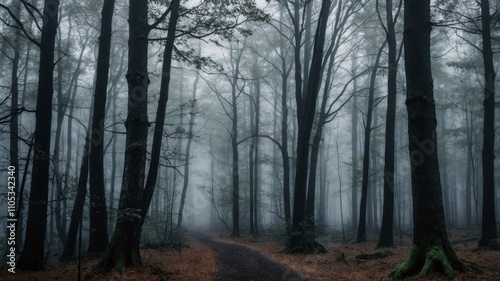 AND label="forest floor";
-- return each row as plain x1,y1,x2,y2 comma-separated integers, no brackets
207,229,500,280
1,229,499,280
